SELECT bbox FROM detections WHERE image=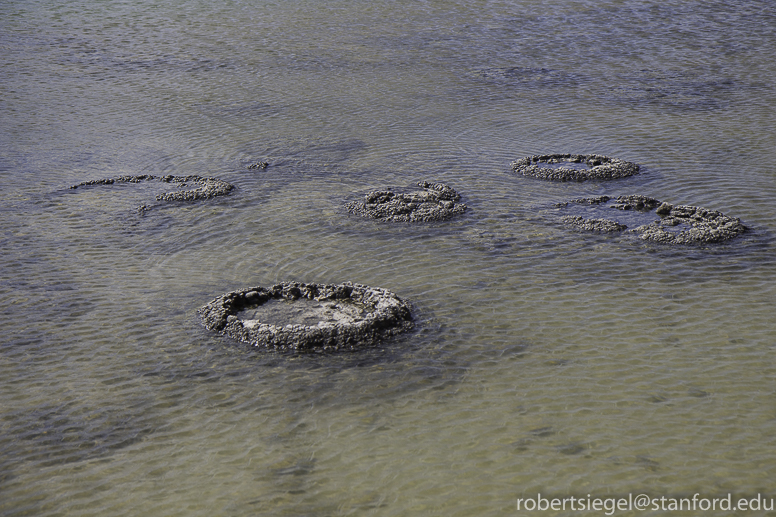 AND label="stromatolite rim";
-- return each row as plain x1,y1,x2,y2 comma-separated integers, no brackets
556,195,747,244
511,154,640,181
198,282,414,351
69,174,235,202
345,181,467,222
